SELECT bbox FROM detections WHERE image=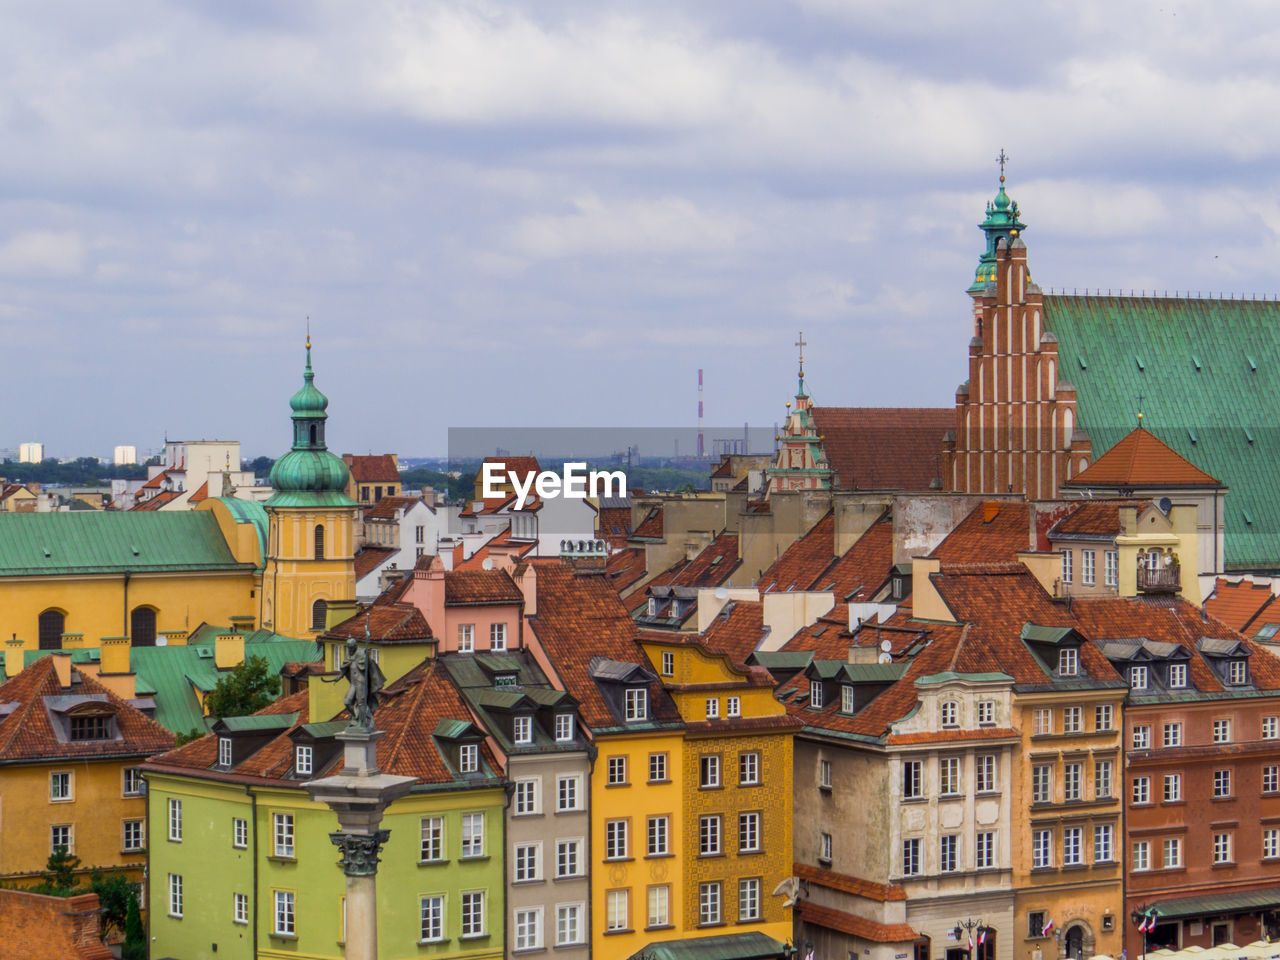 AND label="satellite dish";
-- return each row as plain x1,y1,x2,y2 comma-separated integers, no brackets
482,558,494,570
715,587,729,600
877,652,893,664
880,639,892,653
